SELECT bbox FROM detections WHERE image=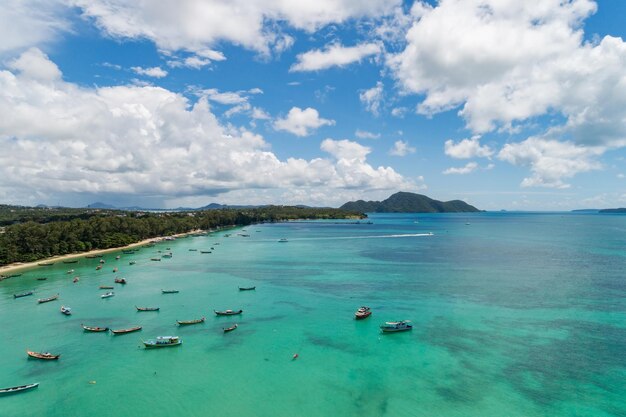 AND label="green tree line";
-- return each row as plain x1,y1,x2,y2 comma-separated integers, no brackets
0,206,363,265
